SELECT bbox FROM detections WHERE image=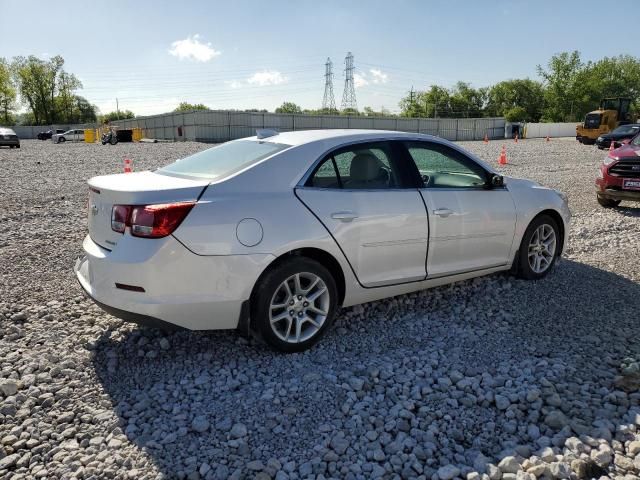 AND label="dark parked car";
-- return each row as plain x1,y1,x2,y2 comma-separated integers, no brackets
595,124,640,149
0,127,20,148
37,129,65,140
